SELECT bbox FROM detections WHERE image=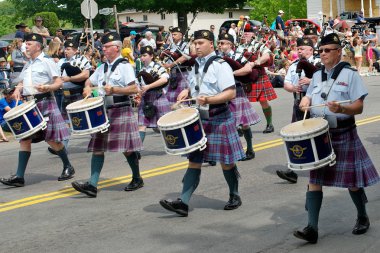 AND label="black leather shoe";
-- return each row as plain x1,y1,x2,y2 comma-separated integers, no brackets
205,161,216,166
48,147,58,156
0,175,25,187
237,127,244,137
276,170,298,183
124,177,144,191
263,124,274,134
136,152,141,160
72,181,97,197
224,194,242,210
159,198,189,217
58,165,75,181
293,225,318,244
352,216,370,235
239,150,255,161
